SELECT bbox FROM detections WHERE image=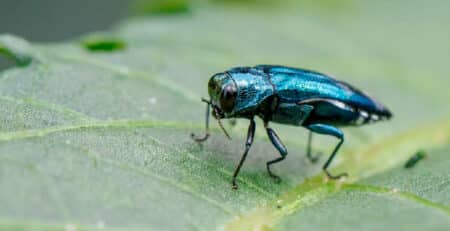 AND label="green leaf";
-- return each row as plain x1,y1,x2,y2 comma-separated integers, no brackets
275,145,450,230
1,1,449,230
